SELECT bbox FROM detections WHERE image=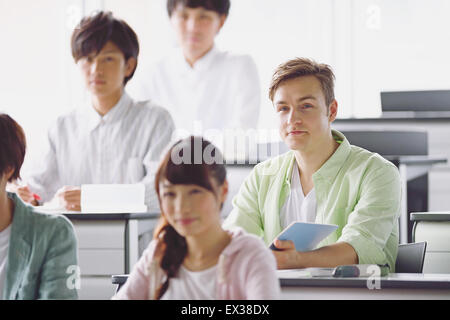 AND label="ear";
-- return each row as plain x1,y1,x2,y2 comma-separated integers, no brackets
219,179,229,204
217,14,227,33
124,57,137,78
328,100,338,123
1,167,15,183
